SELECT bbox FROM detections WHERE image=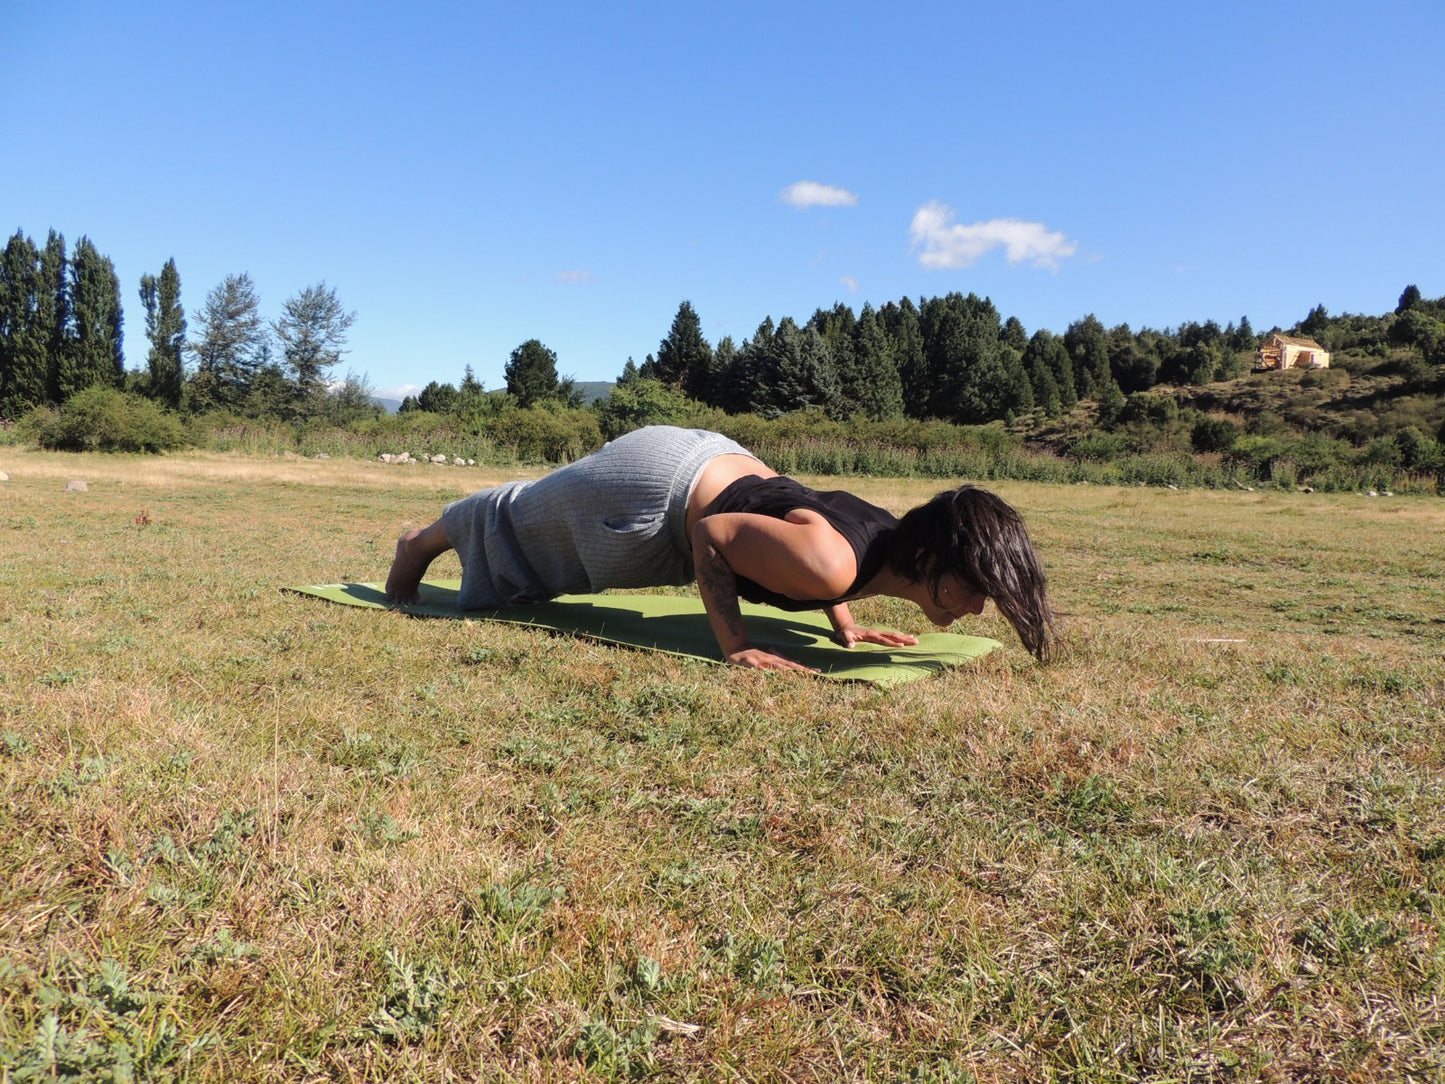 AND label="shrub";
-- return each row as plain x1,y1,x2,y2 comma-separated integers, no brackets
1119,393,1179,427
488,406,601,463
1067,432,1129,461
1191,417,1239,454
596,379,706,441
21,386,189,453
